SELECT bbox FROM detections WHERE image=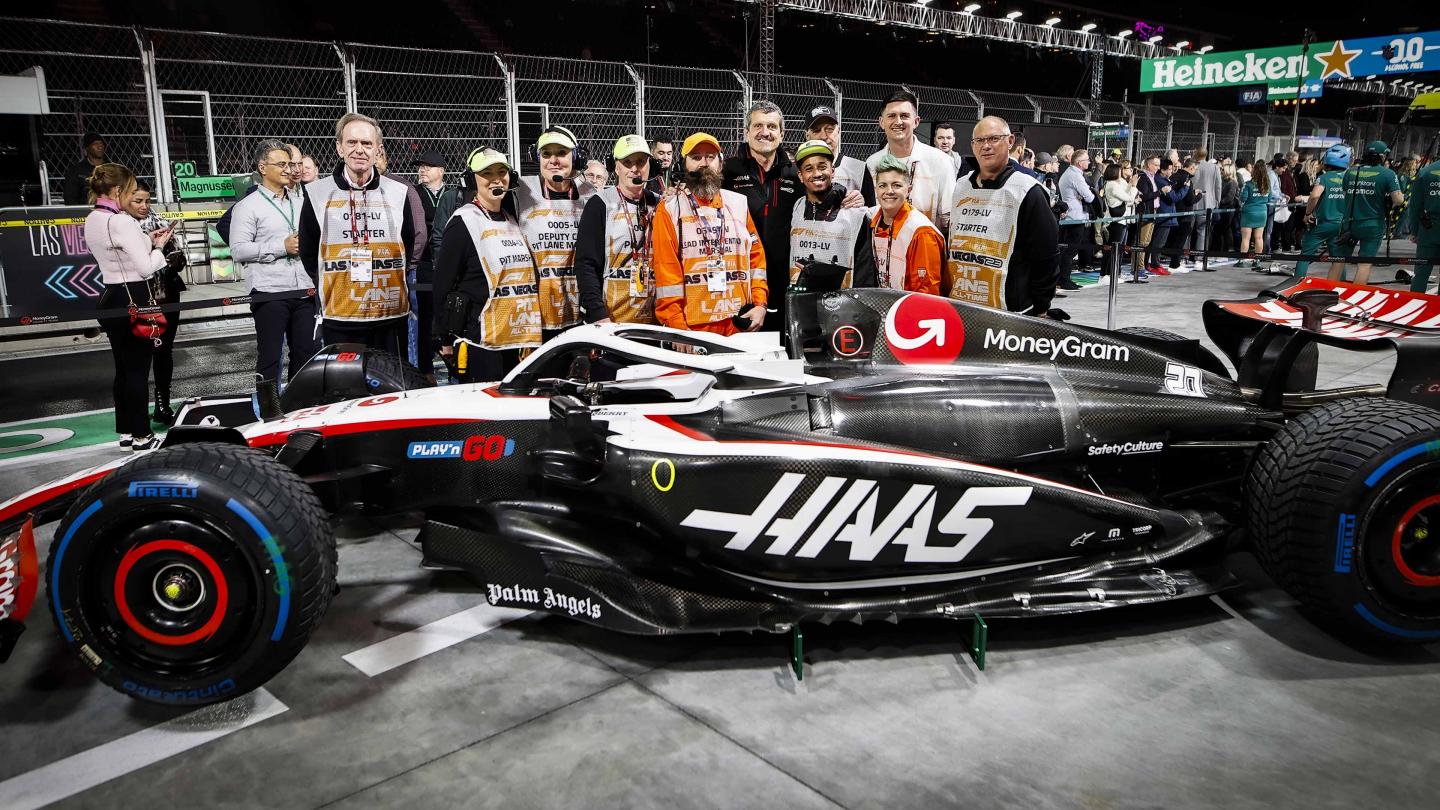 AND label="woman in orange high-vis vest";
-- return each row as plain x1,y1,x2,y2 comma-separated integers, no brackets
652,132,768,335
868,154,943,295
